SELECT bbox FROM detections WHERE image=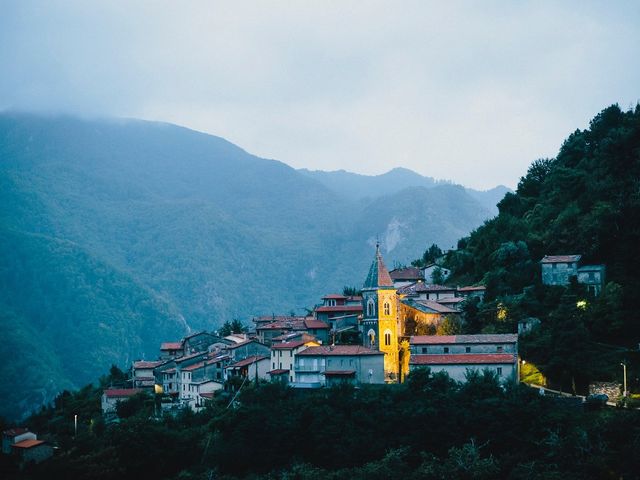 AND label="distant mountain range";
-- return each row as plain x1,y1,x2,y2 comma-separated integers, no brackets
0,112,508,419
299,167,510,216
